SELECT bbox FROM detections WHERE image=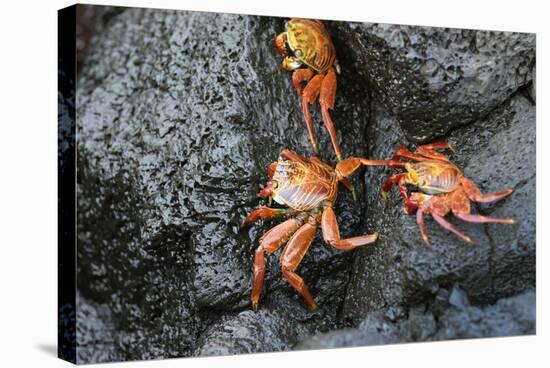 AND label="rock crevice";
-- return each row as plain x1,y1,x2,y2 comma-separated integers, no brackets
72,6,536,363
